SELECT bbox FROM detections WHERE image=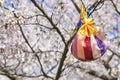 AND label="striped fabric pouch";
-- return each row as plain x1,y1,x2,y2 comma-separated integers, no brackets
71,31,107,61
